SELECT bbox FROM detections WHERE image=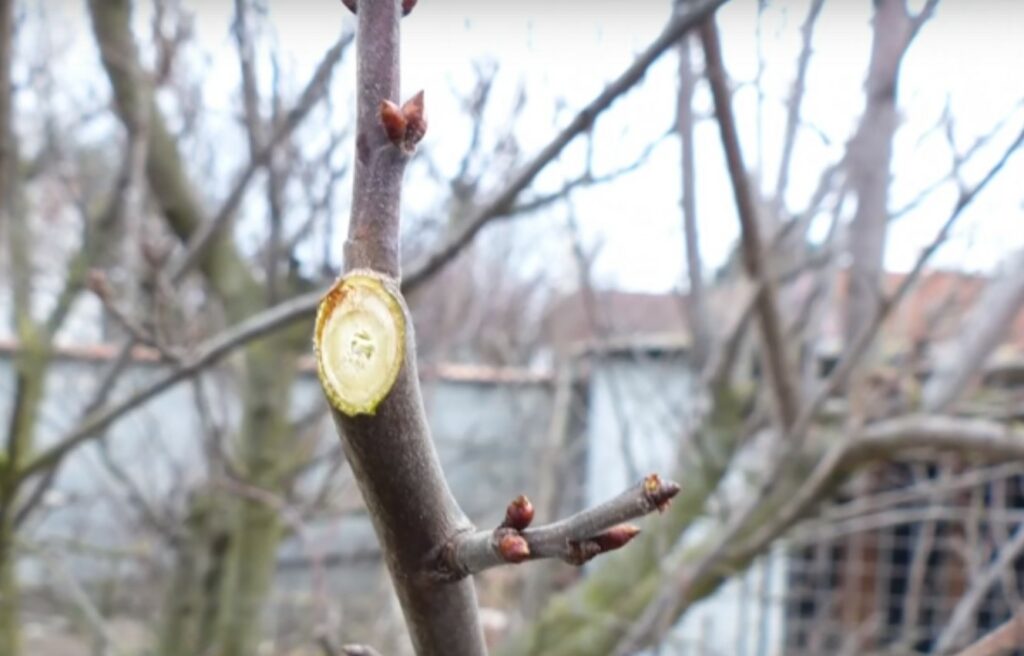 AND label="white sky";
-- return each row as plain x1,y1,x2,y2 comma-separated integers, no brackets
33,0,1024,292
